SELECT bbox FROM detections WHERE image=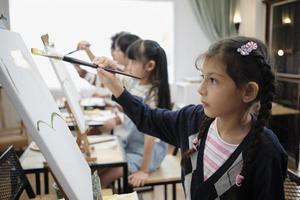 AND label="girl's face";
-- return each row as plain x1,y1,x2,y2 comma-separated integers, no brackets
111,47,128,66
198,58,245,118
127,59,153,83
